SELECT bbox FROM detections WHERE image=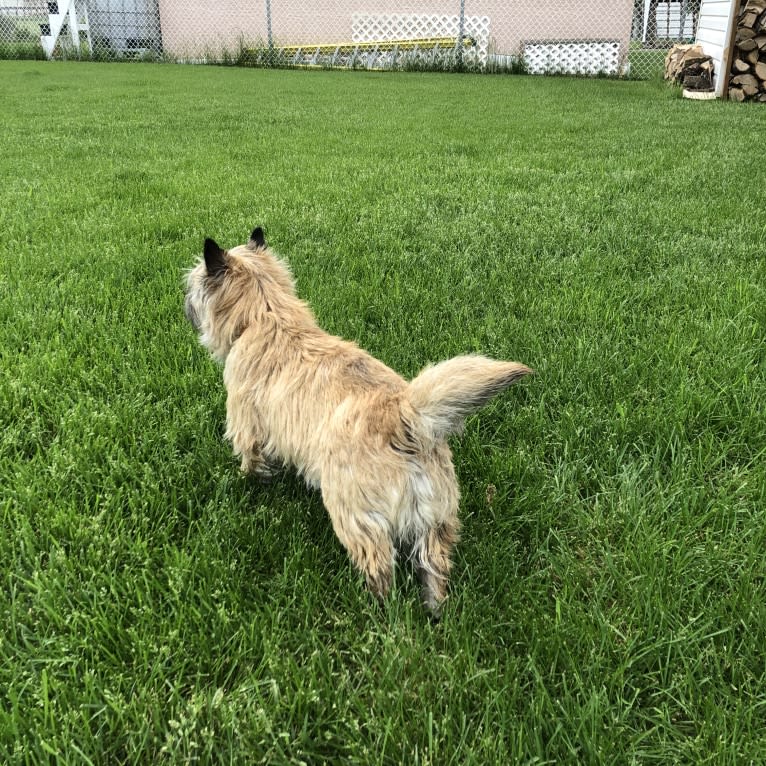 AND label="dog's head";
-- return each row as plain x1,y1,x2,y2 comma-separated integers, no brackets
184,227,299,361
